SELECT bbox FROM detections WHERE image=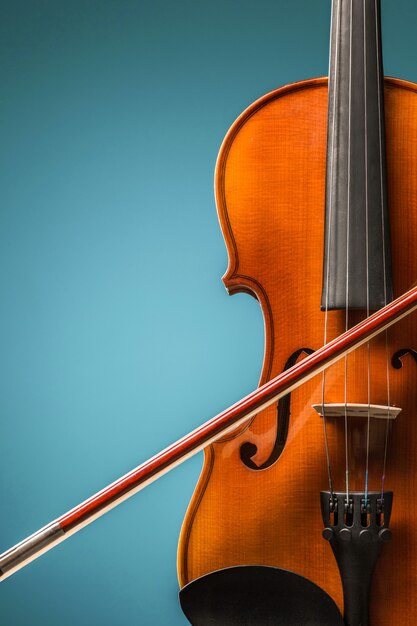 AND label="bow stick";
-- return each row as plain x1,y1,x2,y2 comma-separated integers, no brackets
2,285,417,580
